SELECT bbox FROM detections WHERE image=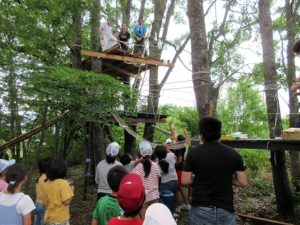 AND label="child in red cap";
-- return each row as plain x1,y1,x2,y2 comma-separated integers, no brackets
107,174,145,225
